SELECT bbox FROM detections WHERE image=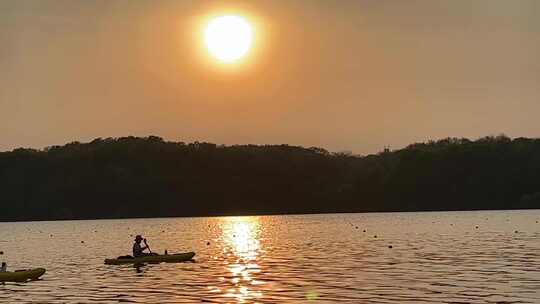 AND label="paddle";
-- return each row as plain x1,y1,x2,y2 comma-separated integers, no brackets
143,239,153,254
